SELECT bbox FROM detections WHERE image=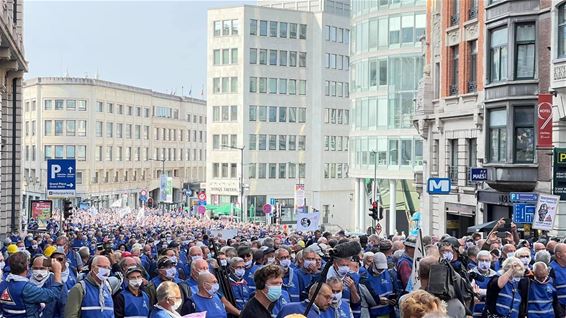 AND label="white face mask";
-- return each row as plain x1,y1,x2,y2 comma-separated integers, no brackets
171,298,182,311
32,269,49,281
332,292,342,304
267,257,275,265
96,267,111,281
235,268,245,278
128,278,143,289
507,252,515,259
165,267,177,279
220,259,227,267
